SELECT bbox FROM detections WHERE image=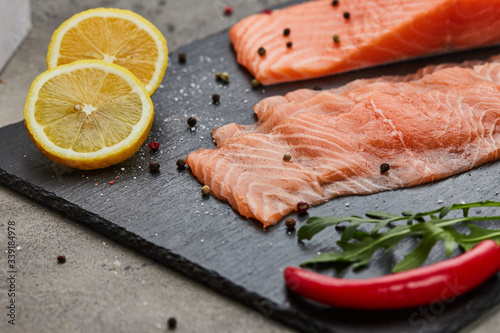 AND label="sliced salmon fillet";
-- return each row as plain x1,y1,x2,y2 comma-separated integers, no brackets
229,0,500,85
186,59,500,227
